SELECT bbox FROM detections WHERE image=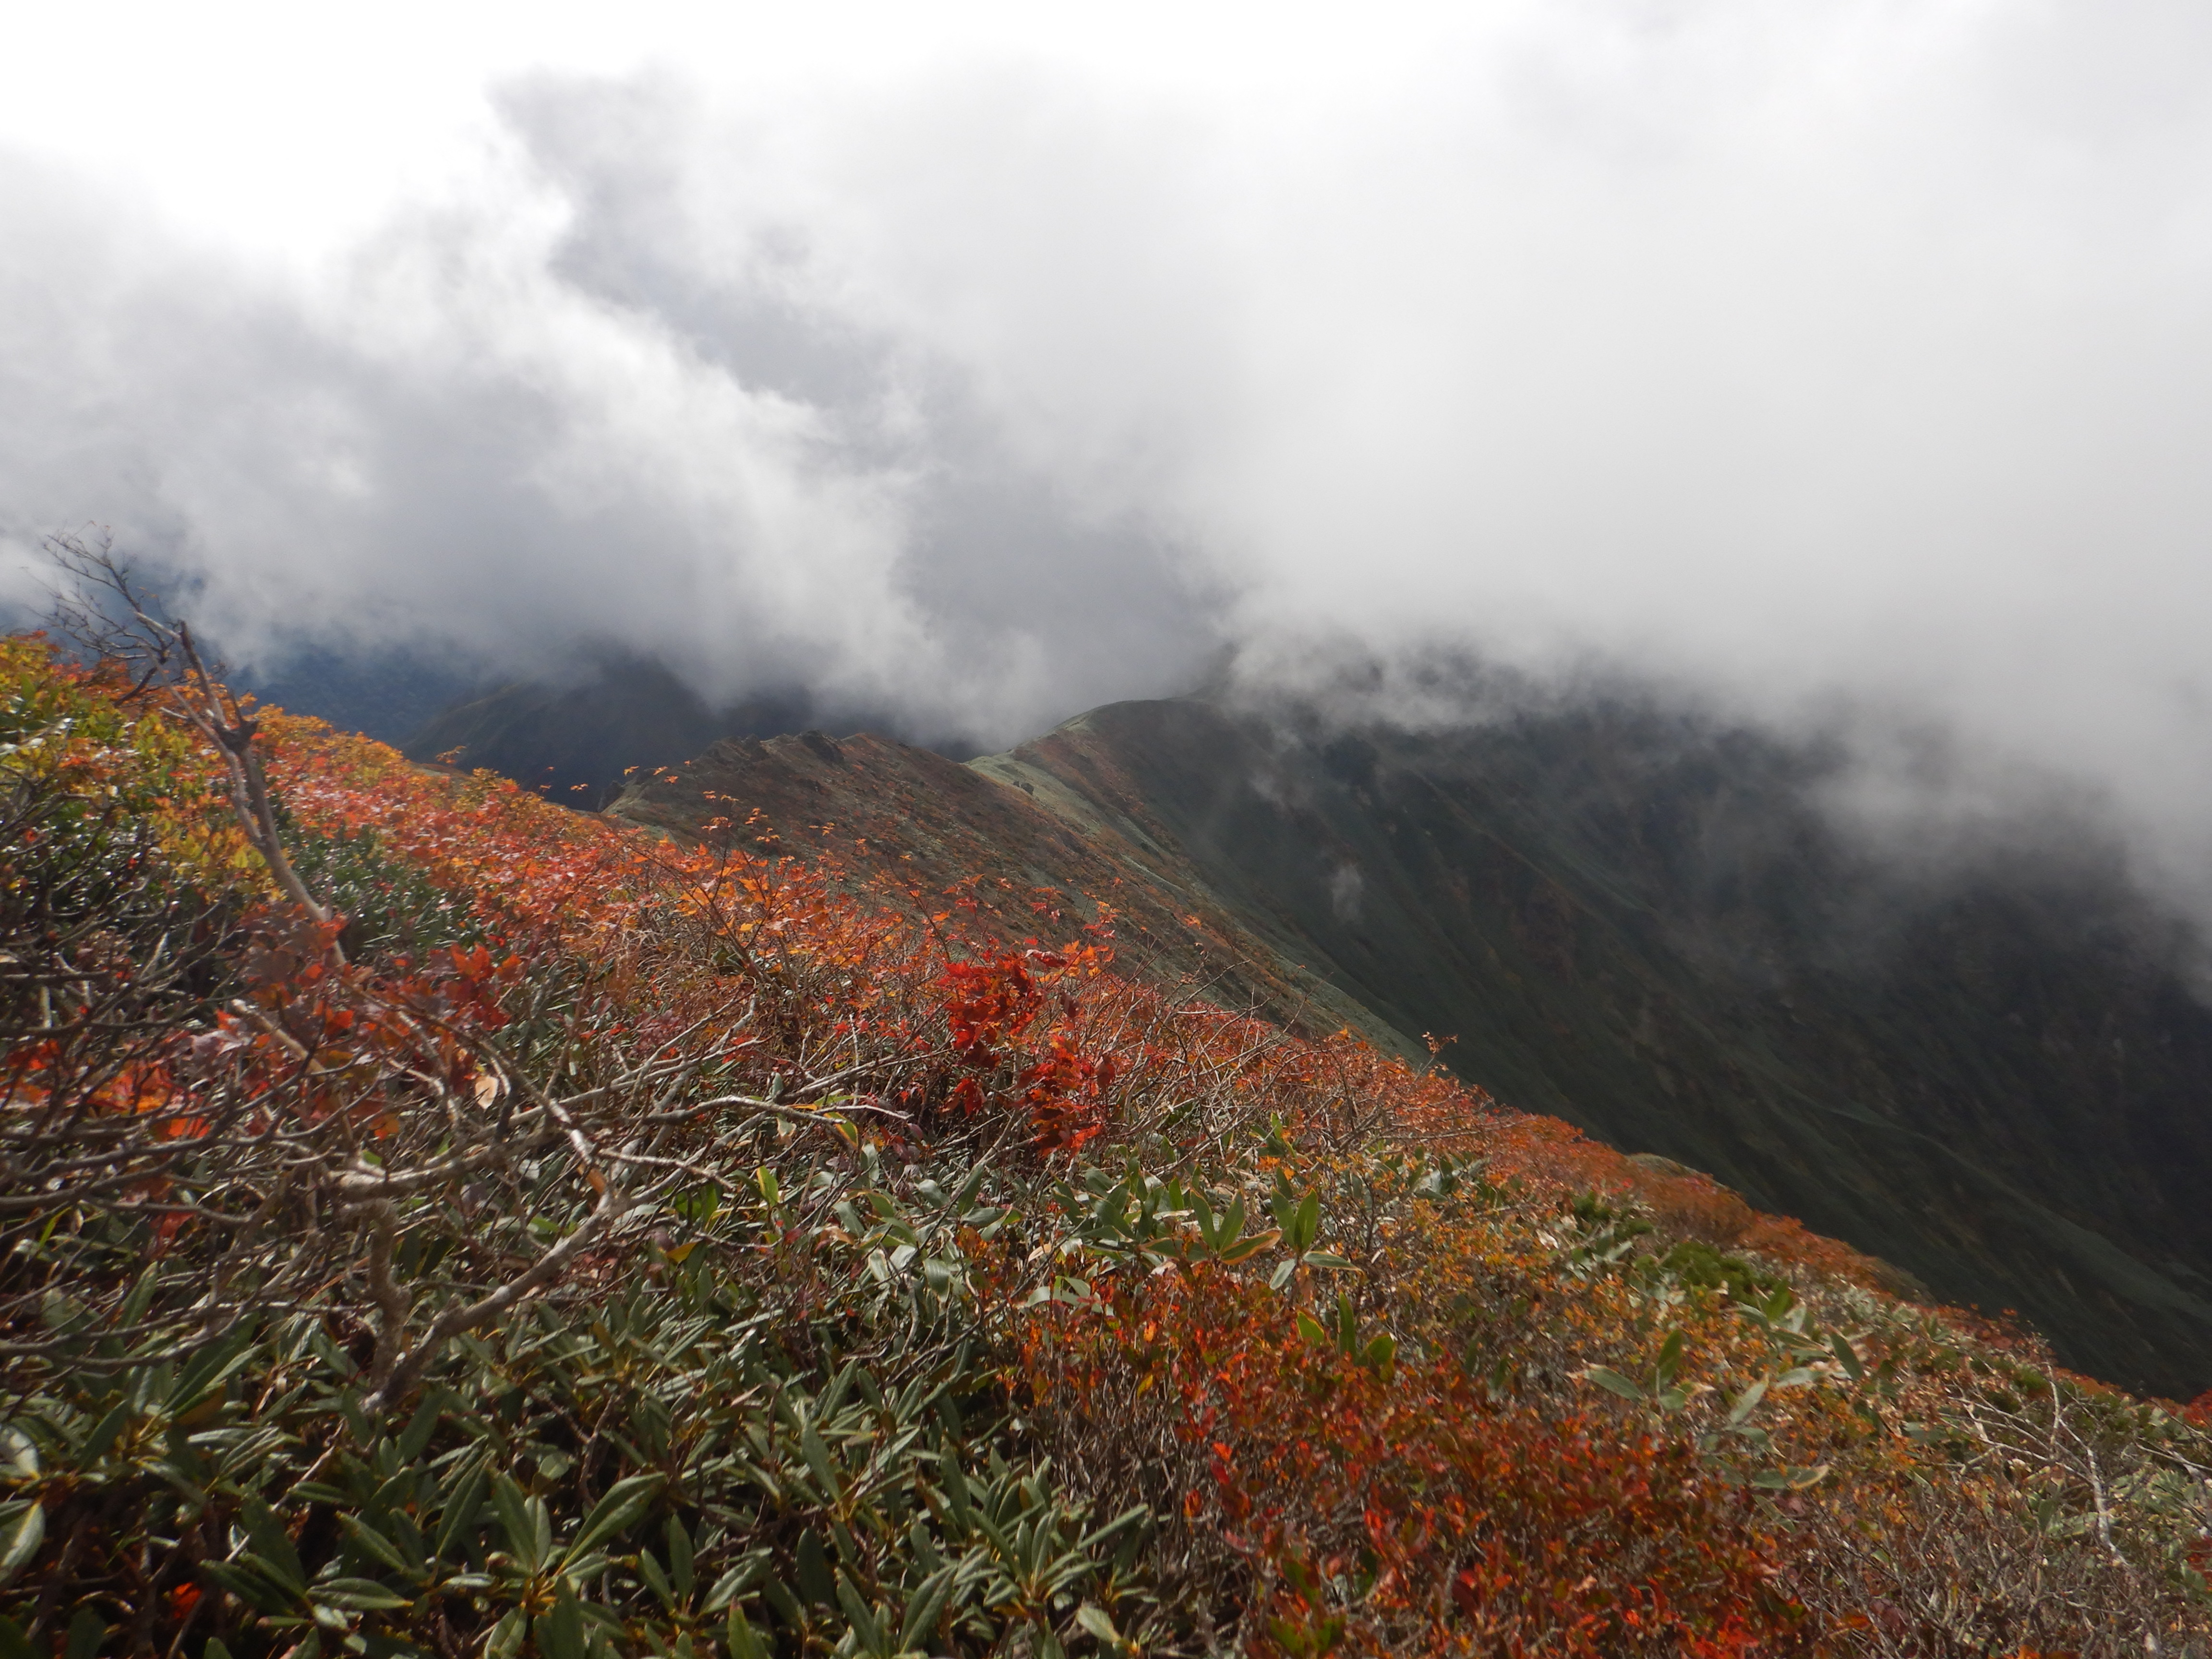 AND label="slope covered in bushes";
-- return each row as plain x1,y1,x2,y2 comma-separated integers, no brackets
611,693,2212,1398
4,636,2212,1658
